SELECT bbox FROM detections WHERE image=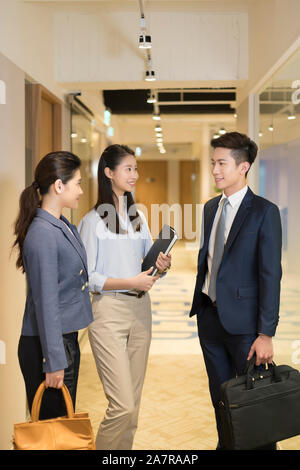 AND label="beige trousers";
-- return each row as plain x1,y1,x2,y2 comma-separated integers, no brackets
88,292,152,450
